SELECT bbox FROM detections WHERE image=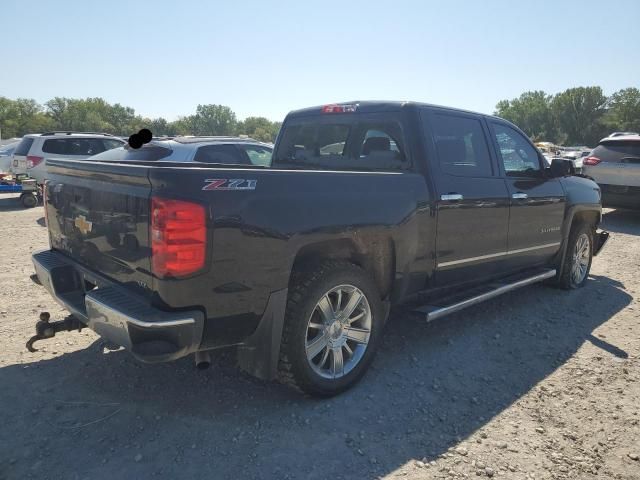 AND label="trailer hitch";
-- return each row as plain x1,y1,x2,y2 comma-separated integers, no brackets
26,312,84,352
